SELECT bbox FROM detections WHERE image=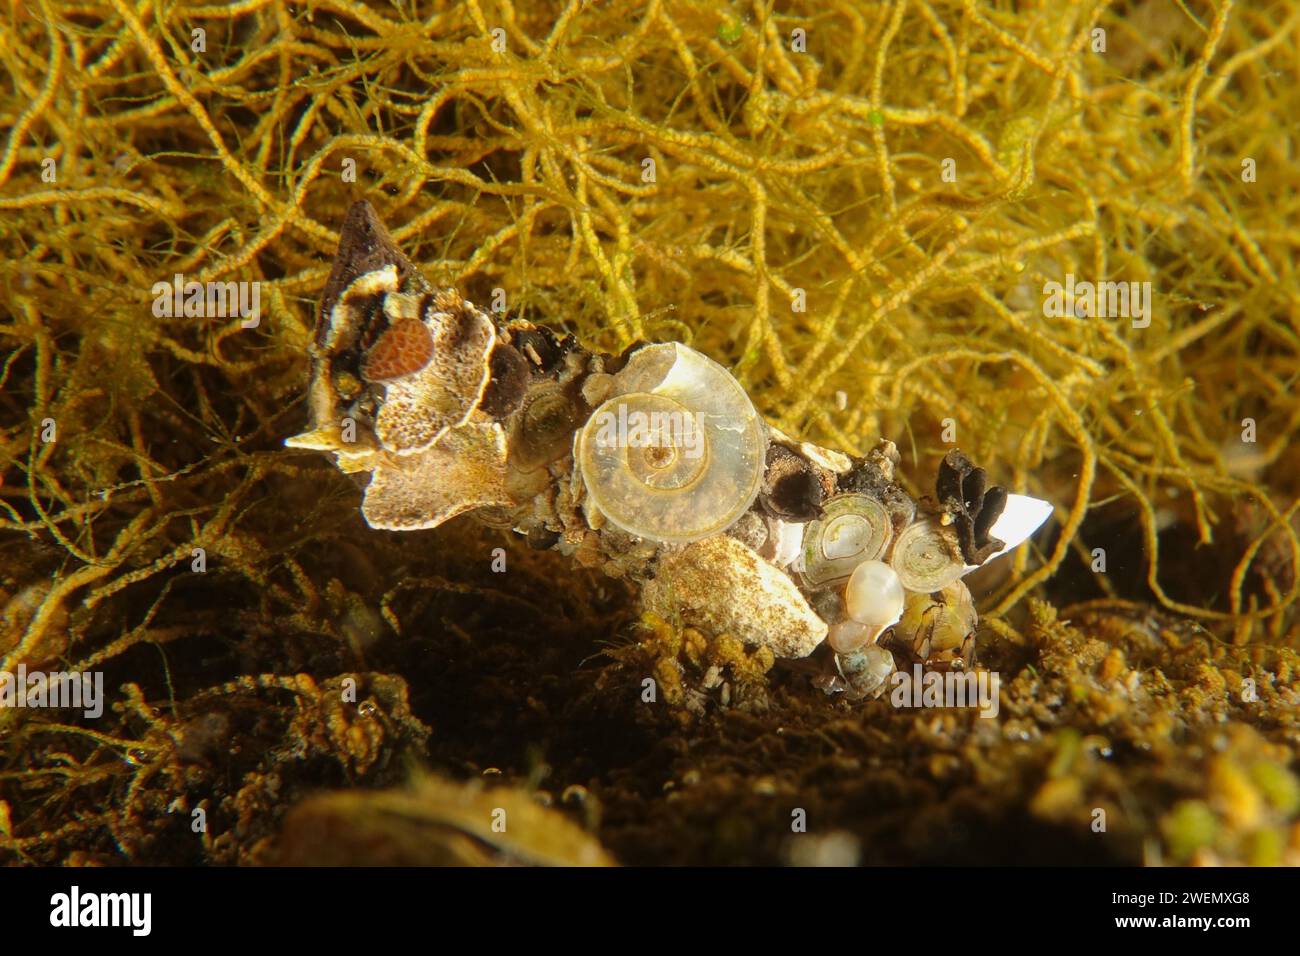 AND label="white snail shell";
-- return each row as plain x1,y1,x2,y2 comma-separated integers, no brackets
576,343,765,544
827,619,875,654
845,559,905,628
800,493,894,587
890,517,966,592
